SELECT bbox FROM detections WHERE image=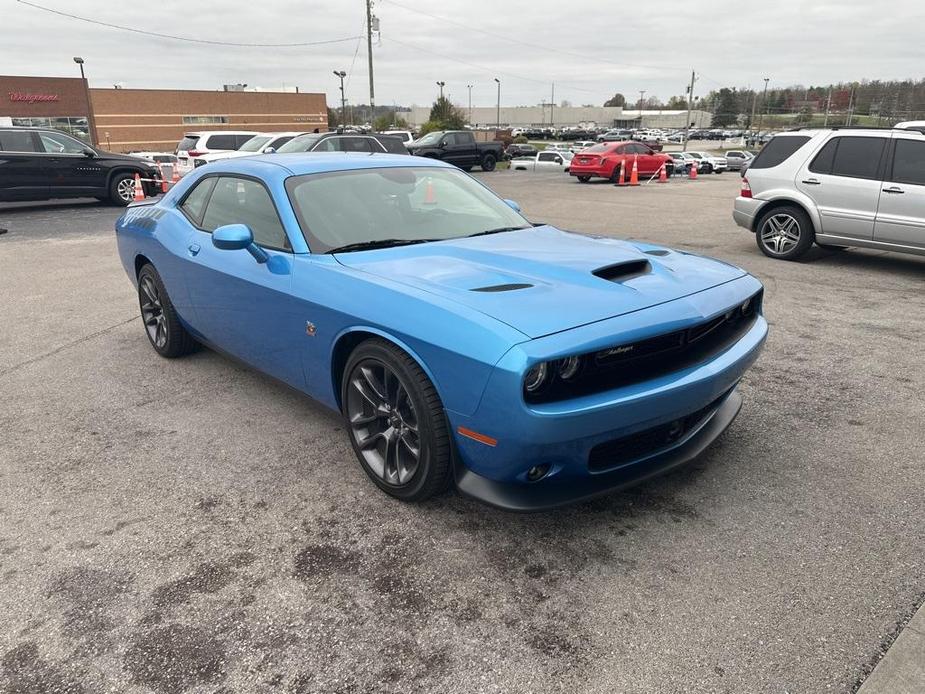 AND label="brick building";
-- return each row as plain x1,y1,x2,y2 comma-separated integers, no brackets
1,75,328,152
